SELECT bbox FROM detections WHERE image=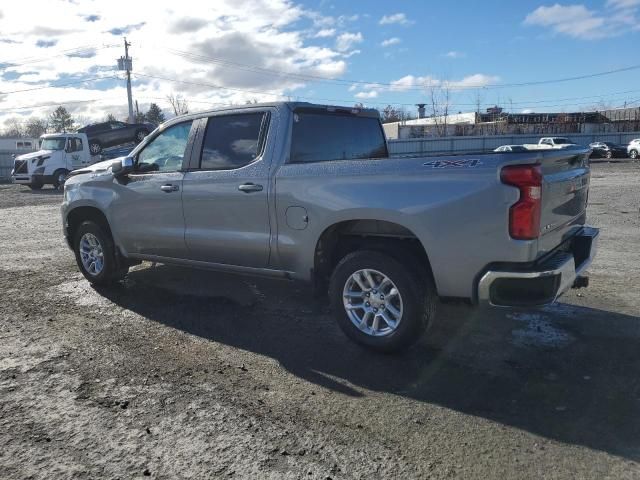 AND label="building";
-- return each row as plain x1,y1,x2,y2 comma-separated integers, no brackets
0,137,39,180
382,106,640,140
